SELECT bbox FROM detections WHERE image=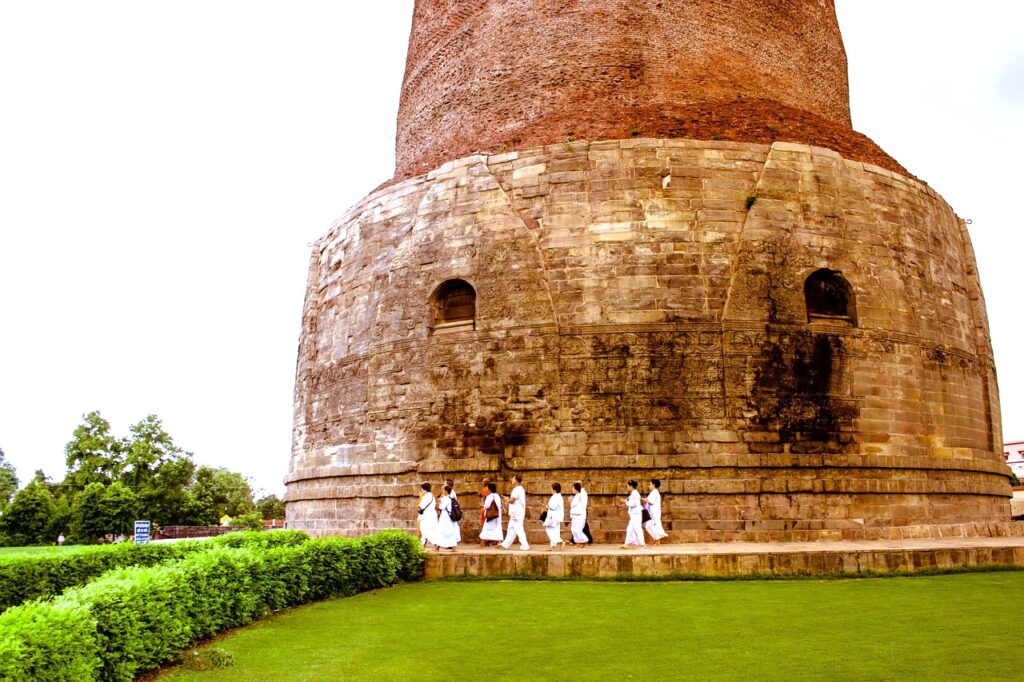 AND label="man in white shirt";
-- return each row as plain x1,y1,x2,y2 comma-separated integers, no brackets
501,475,530,550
